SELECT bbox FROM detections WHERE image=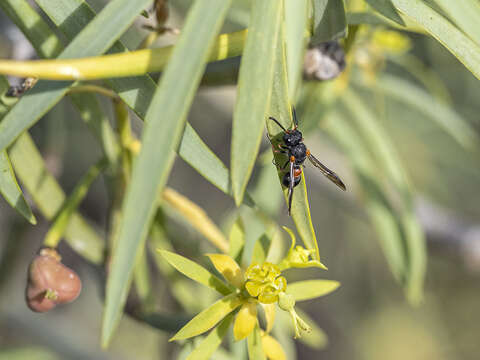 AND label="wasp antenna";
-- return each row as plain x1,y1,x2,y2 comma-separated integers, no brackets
268,116,288,132
291,106,298,129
